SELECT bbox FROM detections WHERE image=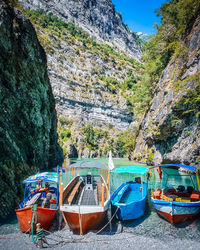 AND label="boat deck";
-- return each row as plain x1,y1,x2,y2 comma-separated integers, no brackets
80,189,97,205
64,184,99,206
